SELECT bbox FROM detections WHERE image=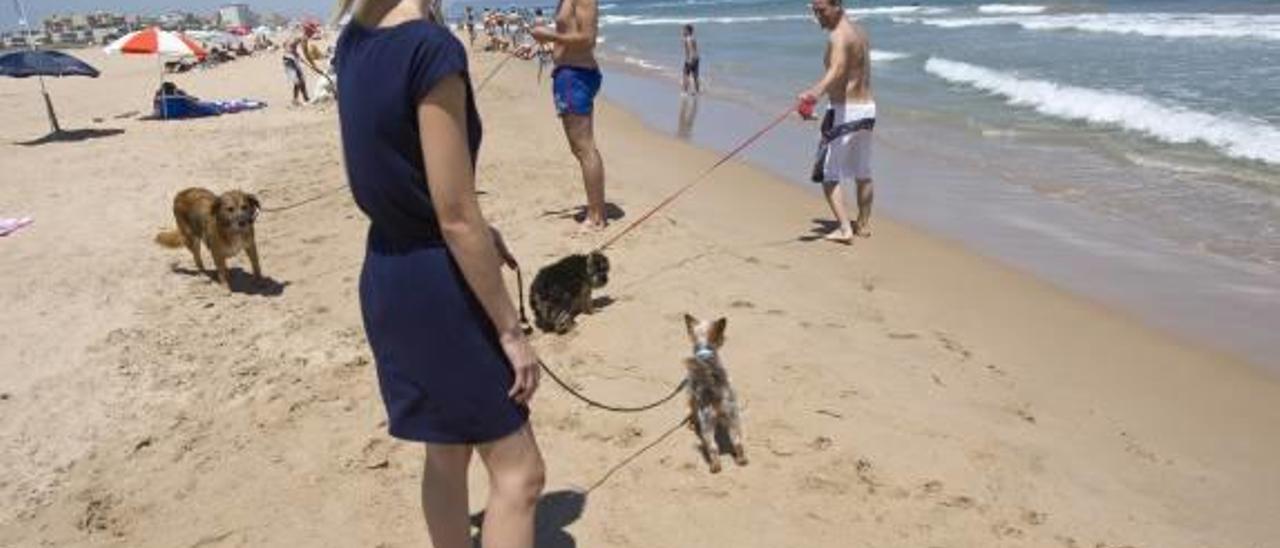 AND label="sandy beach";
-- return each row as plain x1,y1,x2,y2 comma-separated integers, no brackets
1,43,1278,548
